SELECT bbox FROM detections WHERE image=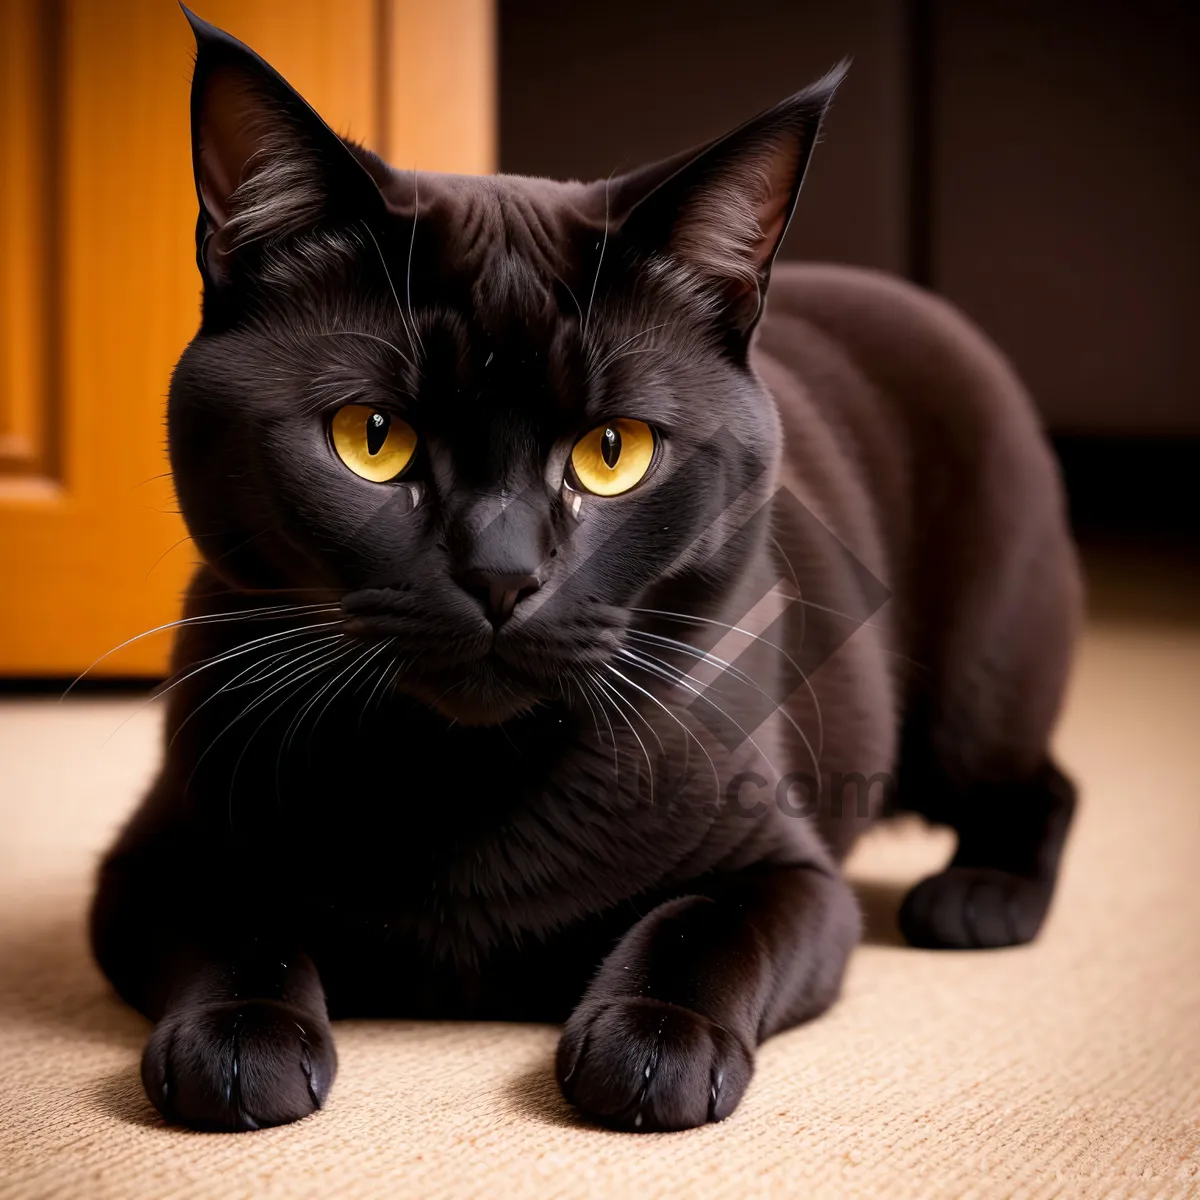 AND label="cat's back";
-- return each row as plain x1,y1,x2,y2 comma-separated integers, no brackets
752,262,1070,598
